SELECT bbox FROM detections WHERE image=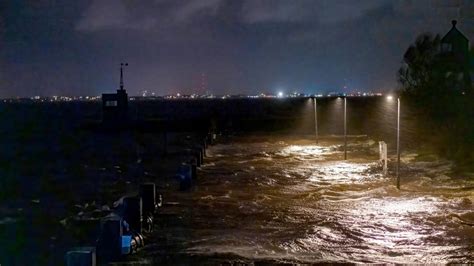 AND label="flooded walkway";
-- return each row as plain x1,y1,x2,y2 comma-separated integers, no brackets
131,136,474,264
